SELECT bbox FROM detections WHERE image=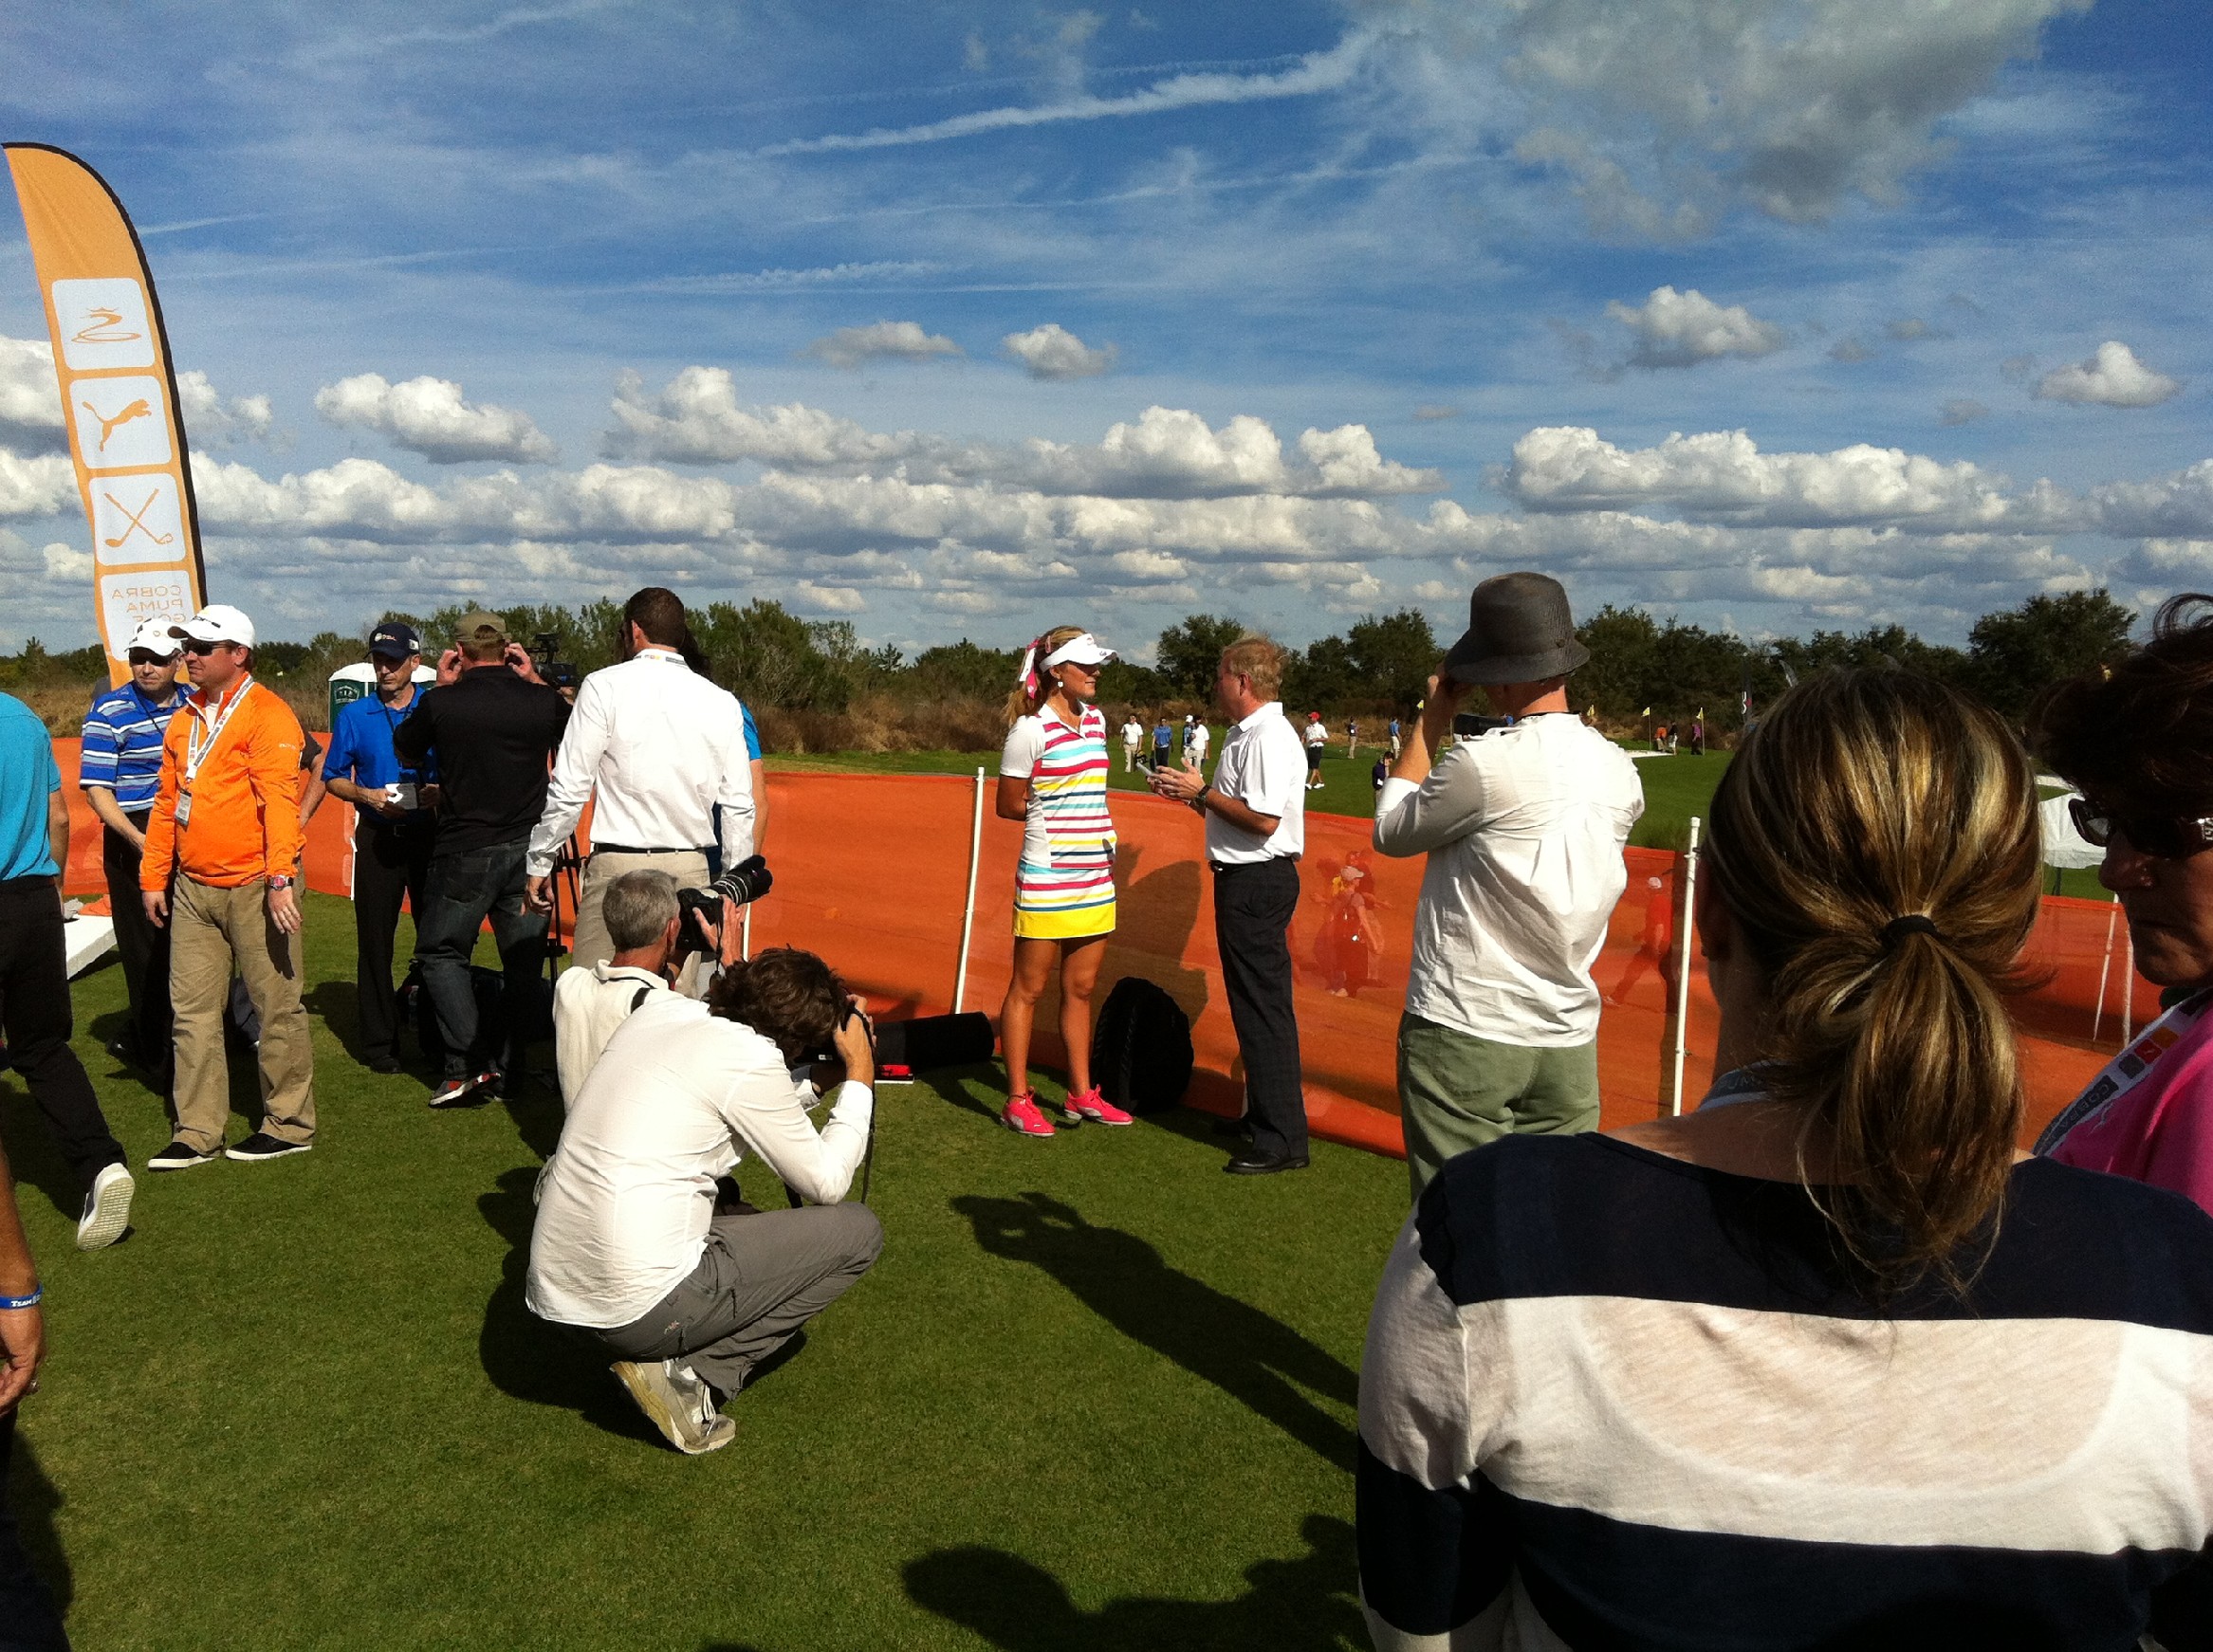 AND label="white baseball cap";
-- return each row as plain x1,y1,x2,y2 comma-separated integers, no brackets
170,603,256,648
124,617,183,657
